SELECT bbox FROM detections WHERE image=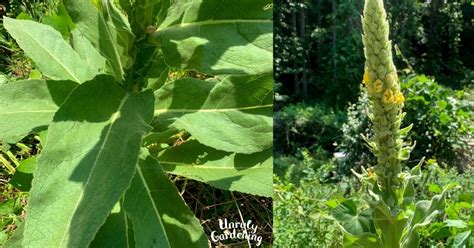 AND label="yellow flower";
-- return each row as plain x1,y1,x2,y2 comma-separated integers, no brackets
363,69,370,86
374,79,383,93
395,92,404,104
383,89,394,104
